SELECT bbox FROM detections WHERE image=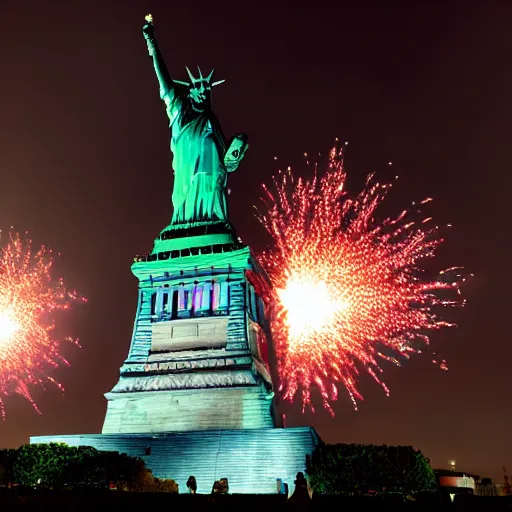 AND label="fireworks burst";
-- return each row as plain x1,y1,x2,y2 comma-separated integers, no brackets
257,144,466,414
0,232,84,418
